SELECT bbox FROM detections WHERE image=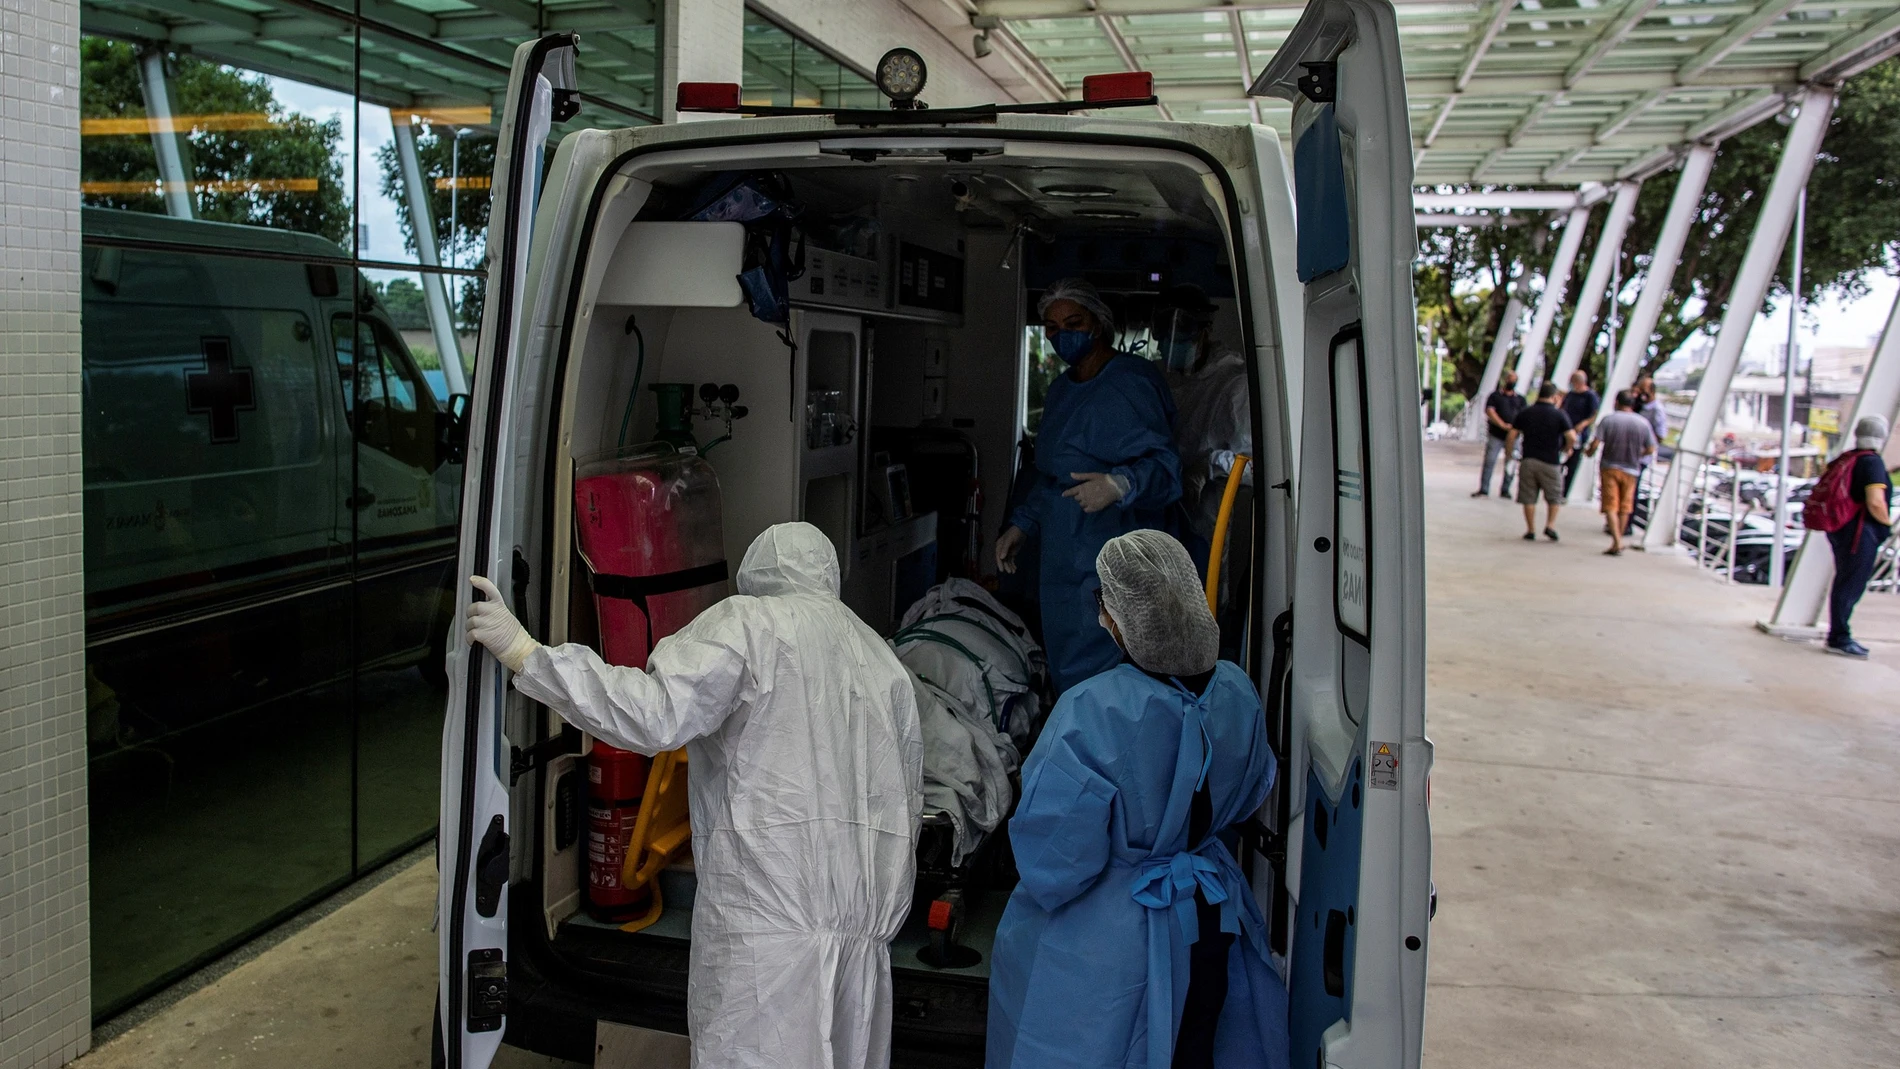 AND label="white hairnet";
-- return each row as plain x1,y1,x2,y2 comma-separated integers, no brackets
1037,276,1115,336
1855,414,1890,451
736,521,840,598
1096,530,1219,677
